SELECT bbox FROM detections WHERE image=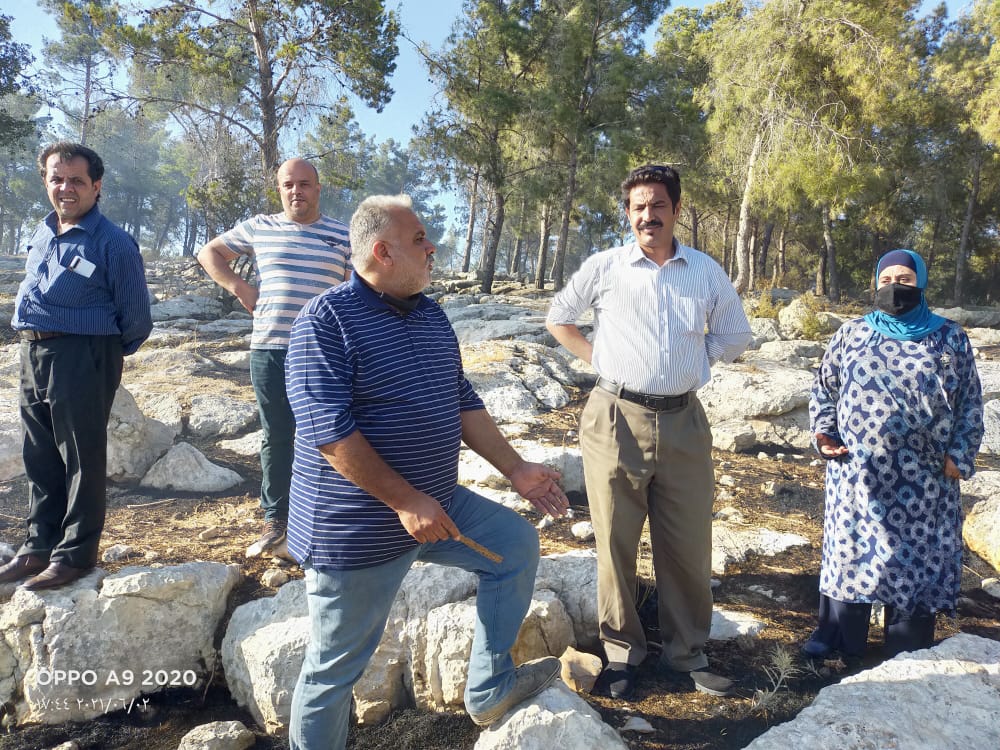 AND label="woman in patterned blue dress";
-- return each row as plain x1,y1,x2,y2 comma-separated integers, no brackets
803,249,984,660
